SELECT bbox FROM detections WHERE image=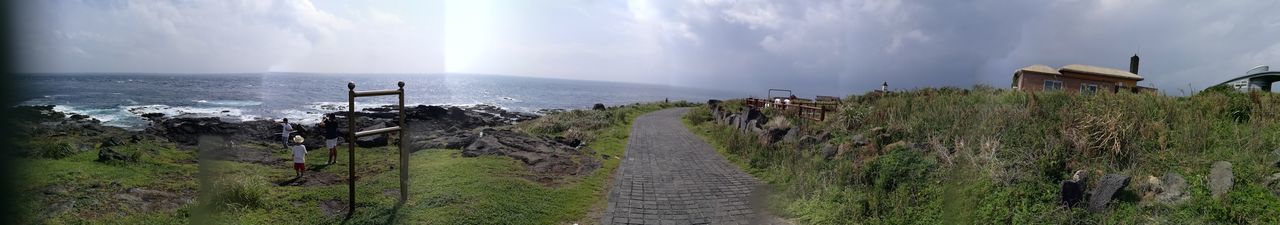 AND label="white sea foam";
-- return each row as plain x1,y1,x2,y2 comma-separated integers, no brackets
125,104,254,122
278,109,324,125
307,101,393,112
194,99,263,107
